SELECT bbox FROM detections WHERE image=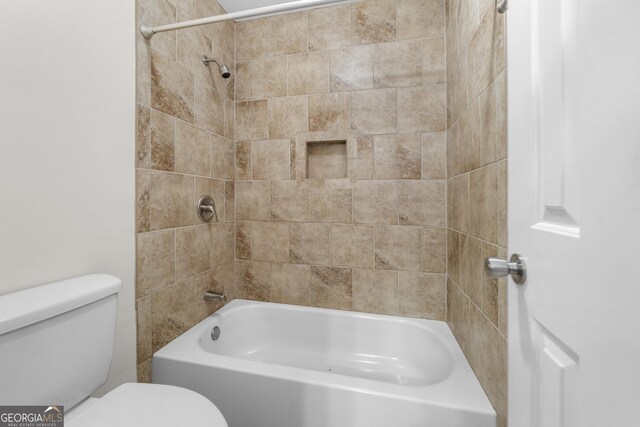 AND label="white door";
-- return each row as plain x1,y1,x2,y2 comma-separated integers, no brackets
507,0,640,426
